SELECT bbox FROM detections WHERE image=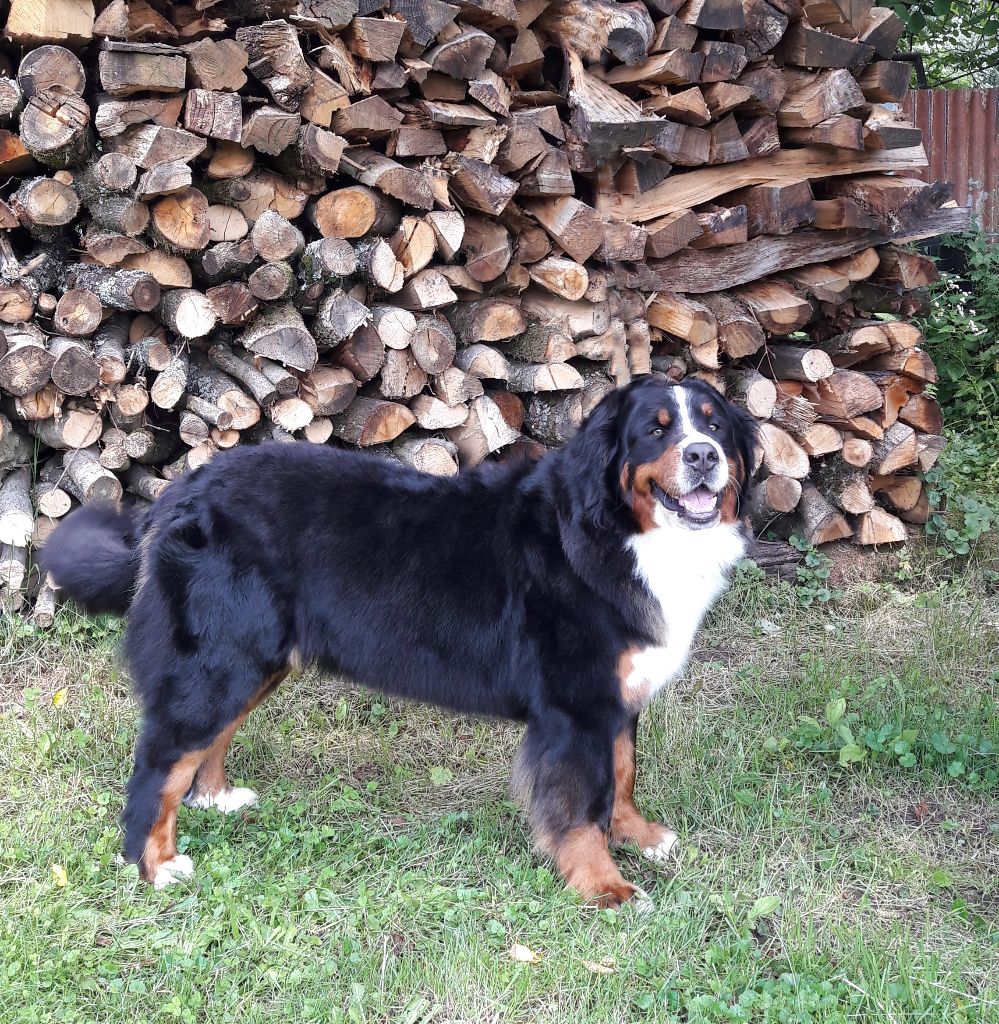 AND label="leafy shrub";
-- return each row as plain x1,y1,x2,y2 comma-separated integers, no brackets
923,437,999,558
914,229,999,556
920,270,999,433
